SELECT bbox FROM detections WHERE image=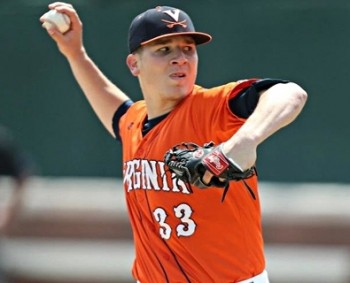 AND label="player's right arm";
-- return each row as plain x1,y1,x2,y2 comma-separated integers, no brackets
40,2,129,137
